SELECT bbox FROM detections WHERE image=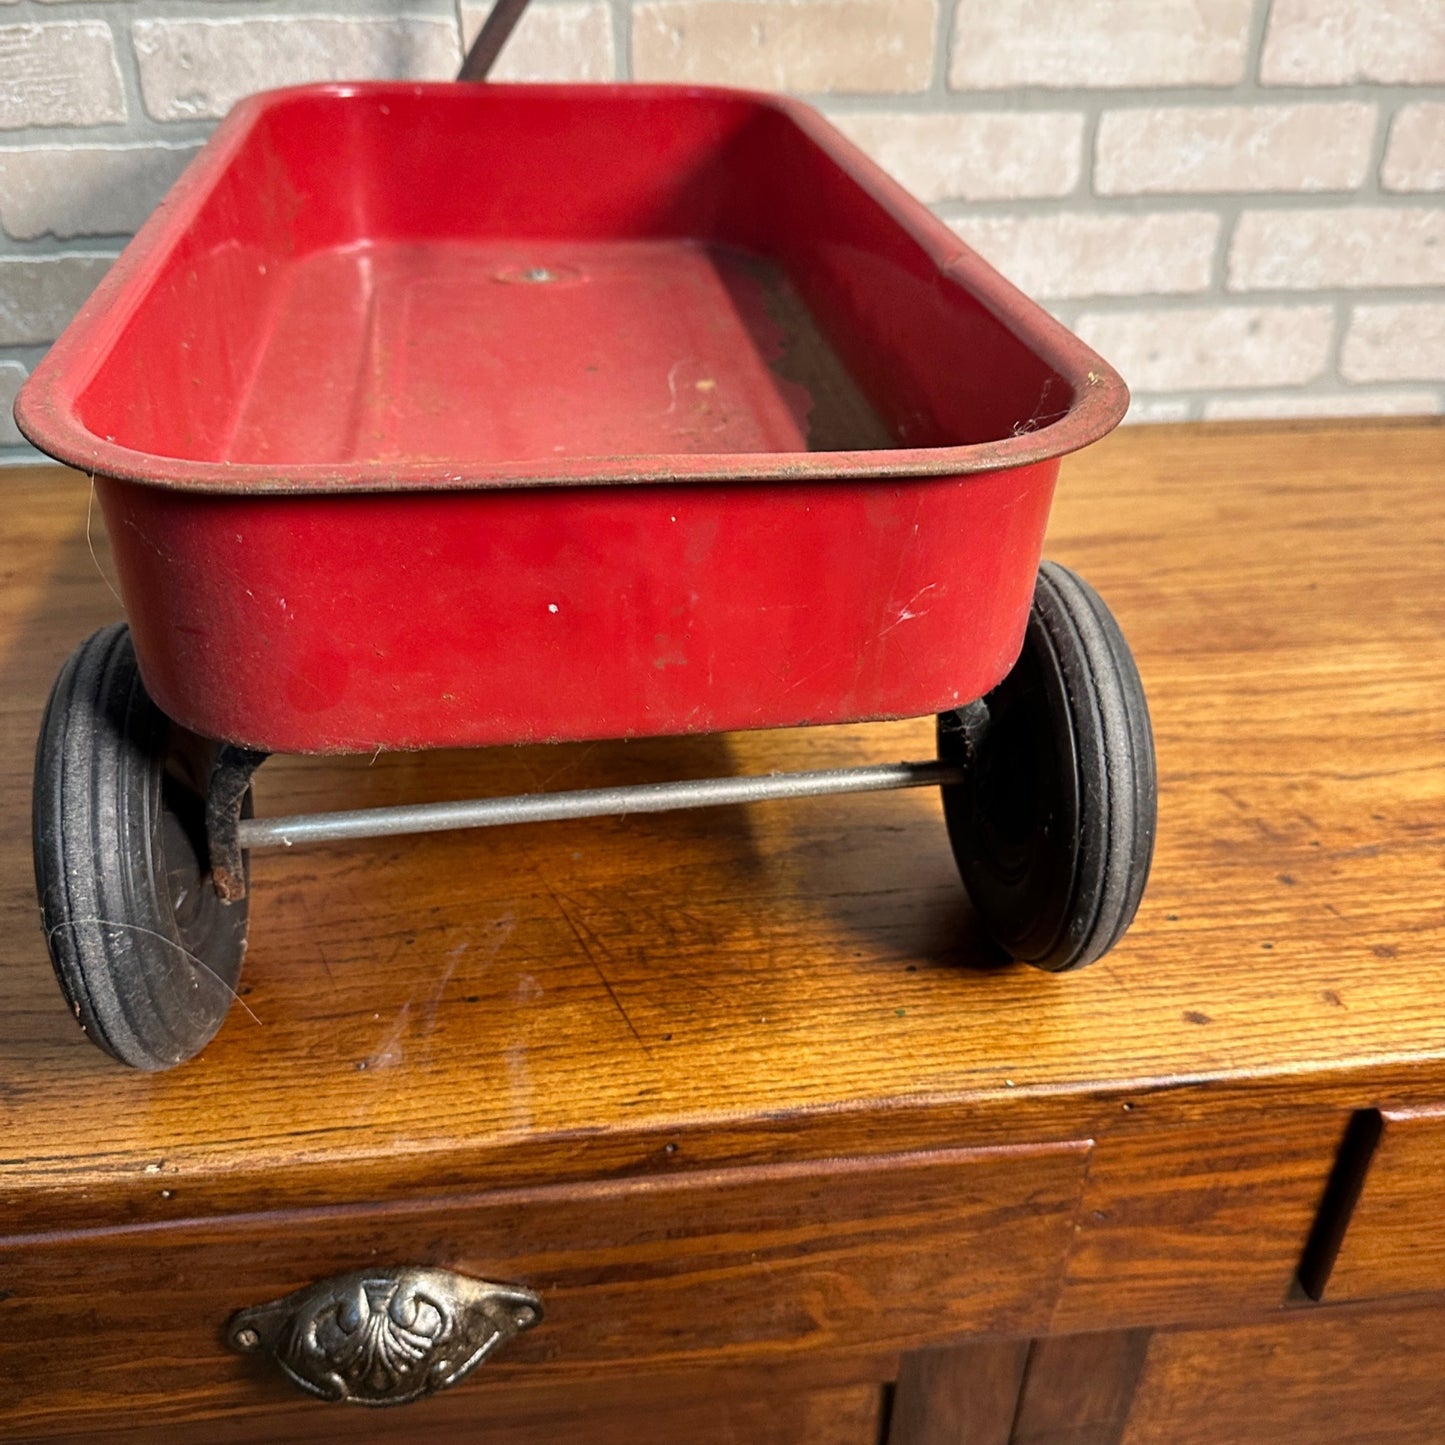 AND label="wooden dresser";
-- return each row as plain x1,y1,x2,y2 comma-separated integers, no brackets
2,420,1442,1443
